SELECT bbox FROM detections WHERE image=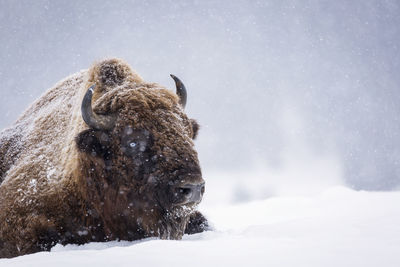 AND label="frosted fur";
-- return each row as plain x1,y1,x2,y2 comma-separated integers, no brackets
0,70,86,187
0,58,206,258
0,70,89,257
